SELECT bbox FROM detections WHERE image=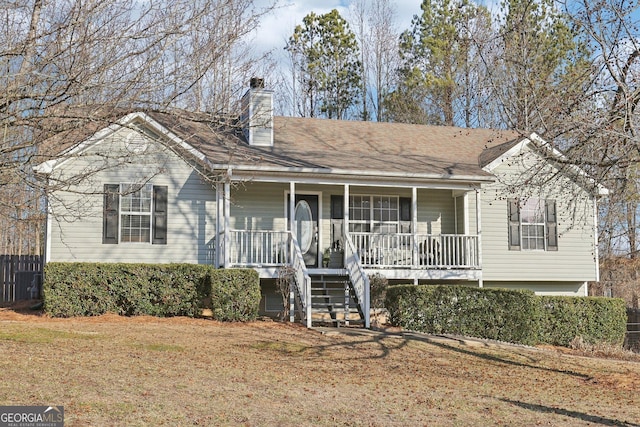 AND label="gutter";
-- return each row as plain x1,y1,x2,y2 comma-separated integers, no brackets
207,164,496,184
